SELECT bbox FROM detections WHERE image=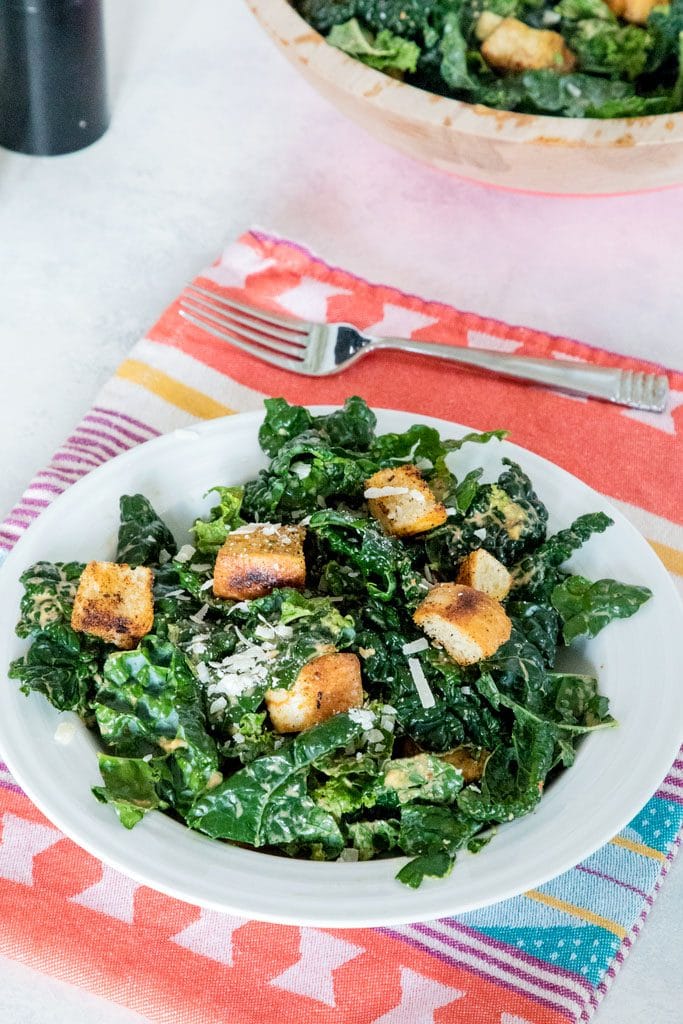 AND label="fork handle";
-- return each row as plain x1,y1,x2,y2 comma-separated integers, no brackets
370,337,666,411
